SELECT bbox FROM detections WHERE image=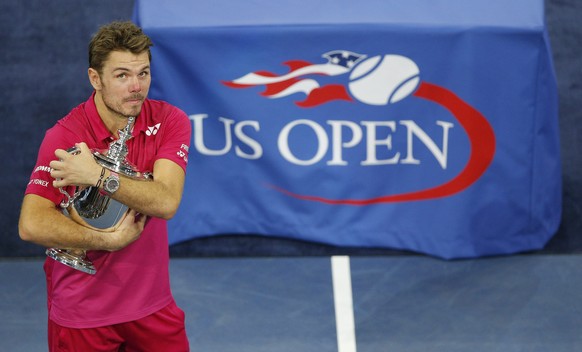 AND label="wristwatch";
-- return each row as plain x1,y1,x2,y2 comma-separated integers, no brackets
102,171,120,195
